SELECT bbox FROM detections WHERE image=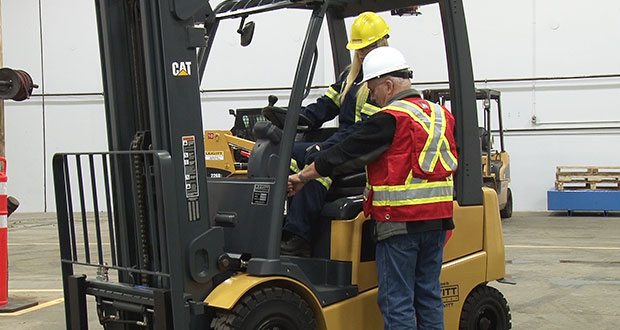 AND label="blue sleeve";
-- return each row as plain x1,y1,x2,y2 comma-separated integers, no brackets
314,113,396,177
300,70,348,130
304,121,361,165
320,120,361,150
